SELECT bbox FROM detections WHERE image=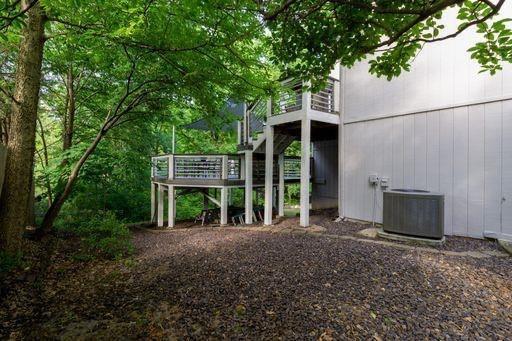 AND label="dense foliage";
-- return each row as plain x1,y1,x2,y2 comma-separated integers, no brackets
263,0,511,81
